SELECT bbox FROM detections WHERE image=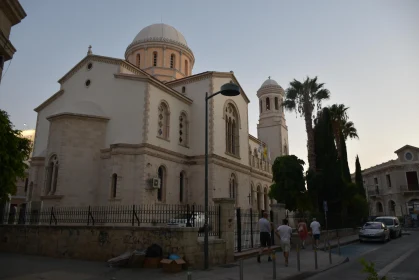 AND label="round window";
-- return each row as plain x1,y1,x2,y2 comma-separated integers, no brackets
405,152,413,161
87,62,93,70
85,80,91,87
